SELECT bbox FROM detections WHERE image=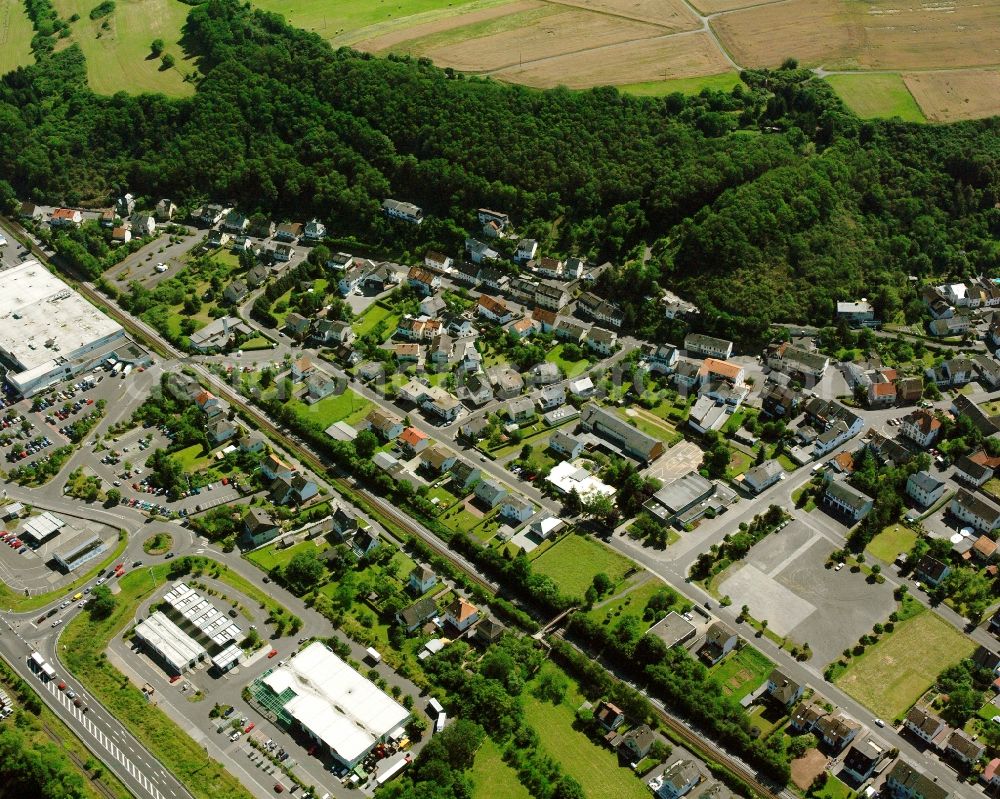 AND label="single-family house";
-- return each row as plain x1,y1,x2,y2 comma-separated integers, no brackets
407,266,440,296
270,474,319,506
743,460,783,494
700,622,738,665
619,725,655,761
906,471,946,508
537,384,566,411
302,218,326,243
424,251,452,272
290,355,315,380
587,327,617,355
815,713,861,753
502,397,536,424
445,597,479,632
477,294,513,324
222,211,248,233
653,760,701,799
223,280,248,304
488,366,524,400
501,497,534,524
50,208,83,227
474,479,507,509
842,739,887,783
946,730,985,765
837,300,875,325
243,507,279,547
154,199,177,221
594,701,625,731
420,386,462,422
465,237,499,264
408,566,437,595
516,239,538,263
450,460,482,492
568,376,595,398
900,410,942,448
397,597,438,633
383,199,424,224
261,453,295,482
951,489,1000,534
915,555,951,587
419,445,457,475
766,669,804,708
549,430,585,459
111,226,131,244
532,307,558,333
132,214,156,237
398,426,430,455
905,706,946,743
364,409,405,441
